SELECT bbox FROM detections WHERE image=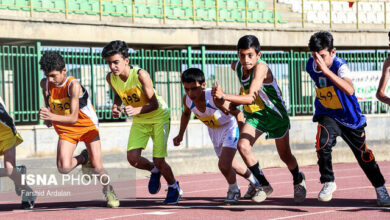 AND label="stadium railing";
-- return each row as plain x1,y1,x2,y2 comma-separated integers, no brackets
0,43,389,124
